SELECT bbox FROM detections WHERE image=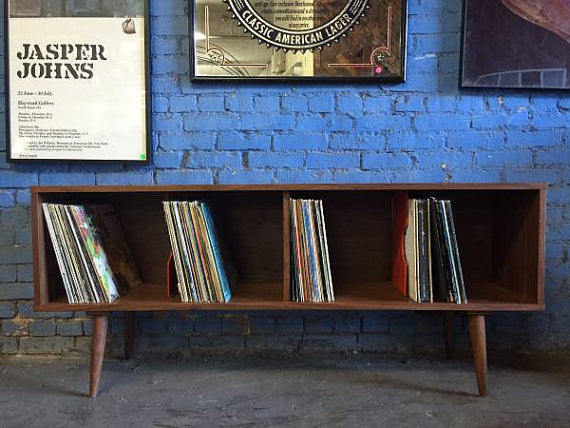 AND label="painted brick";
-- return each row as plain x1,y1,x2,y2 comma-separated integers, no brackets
170,95,197,112
396,95,425,112
296,115,327,132
507,130,563,148
362,153,412,170
221,316,248,334
218,170,273,184
426,95,455,112
189,335,245,349
362,96,393,113
275,170,332,183
0,191,14,208
0,302,16,318
535,150,570,166
501,95,530,111
0,172,38,188
533,112,569,129
250,316,277,333
328,115,354,131
249,152,304,168
226,93,253,112
30,319,56,336
197,95,226,112
2,319,29,336
1,208,30,227
558,98,570,110
416,114,470,131
308,94,335,112
161,133,216,150
303,334,358,350
363,316,390,333
246,335,300,351
187,151,242,169
152,39,178,56
96,172,154,186
151,16,188,36
0,282,34,300
20,337,74,354
281,95,308,112
57,320,84,336
359,115,411,131
276,316,304,333
154,151,182,168
156,170,213,185
447,131,505,149
476,151,533,168
194,317,221,334
150,0,185,15
337,94,363,114
18,301,73,319
0,338,18,354
333,170,392,183
139,319,169,334
389,131,445,149
184,113,239,131
273,134,327,151
153,113,183,132
306,153,359,169
334,317,361,333
0,266,17,283
532,97,560,112
254,96,280,112
239,114,294,131
305,316,334,333
218,134,271,150
16,190,31,206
